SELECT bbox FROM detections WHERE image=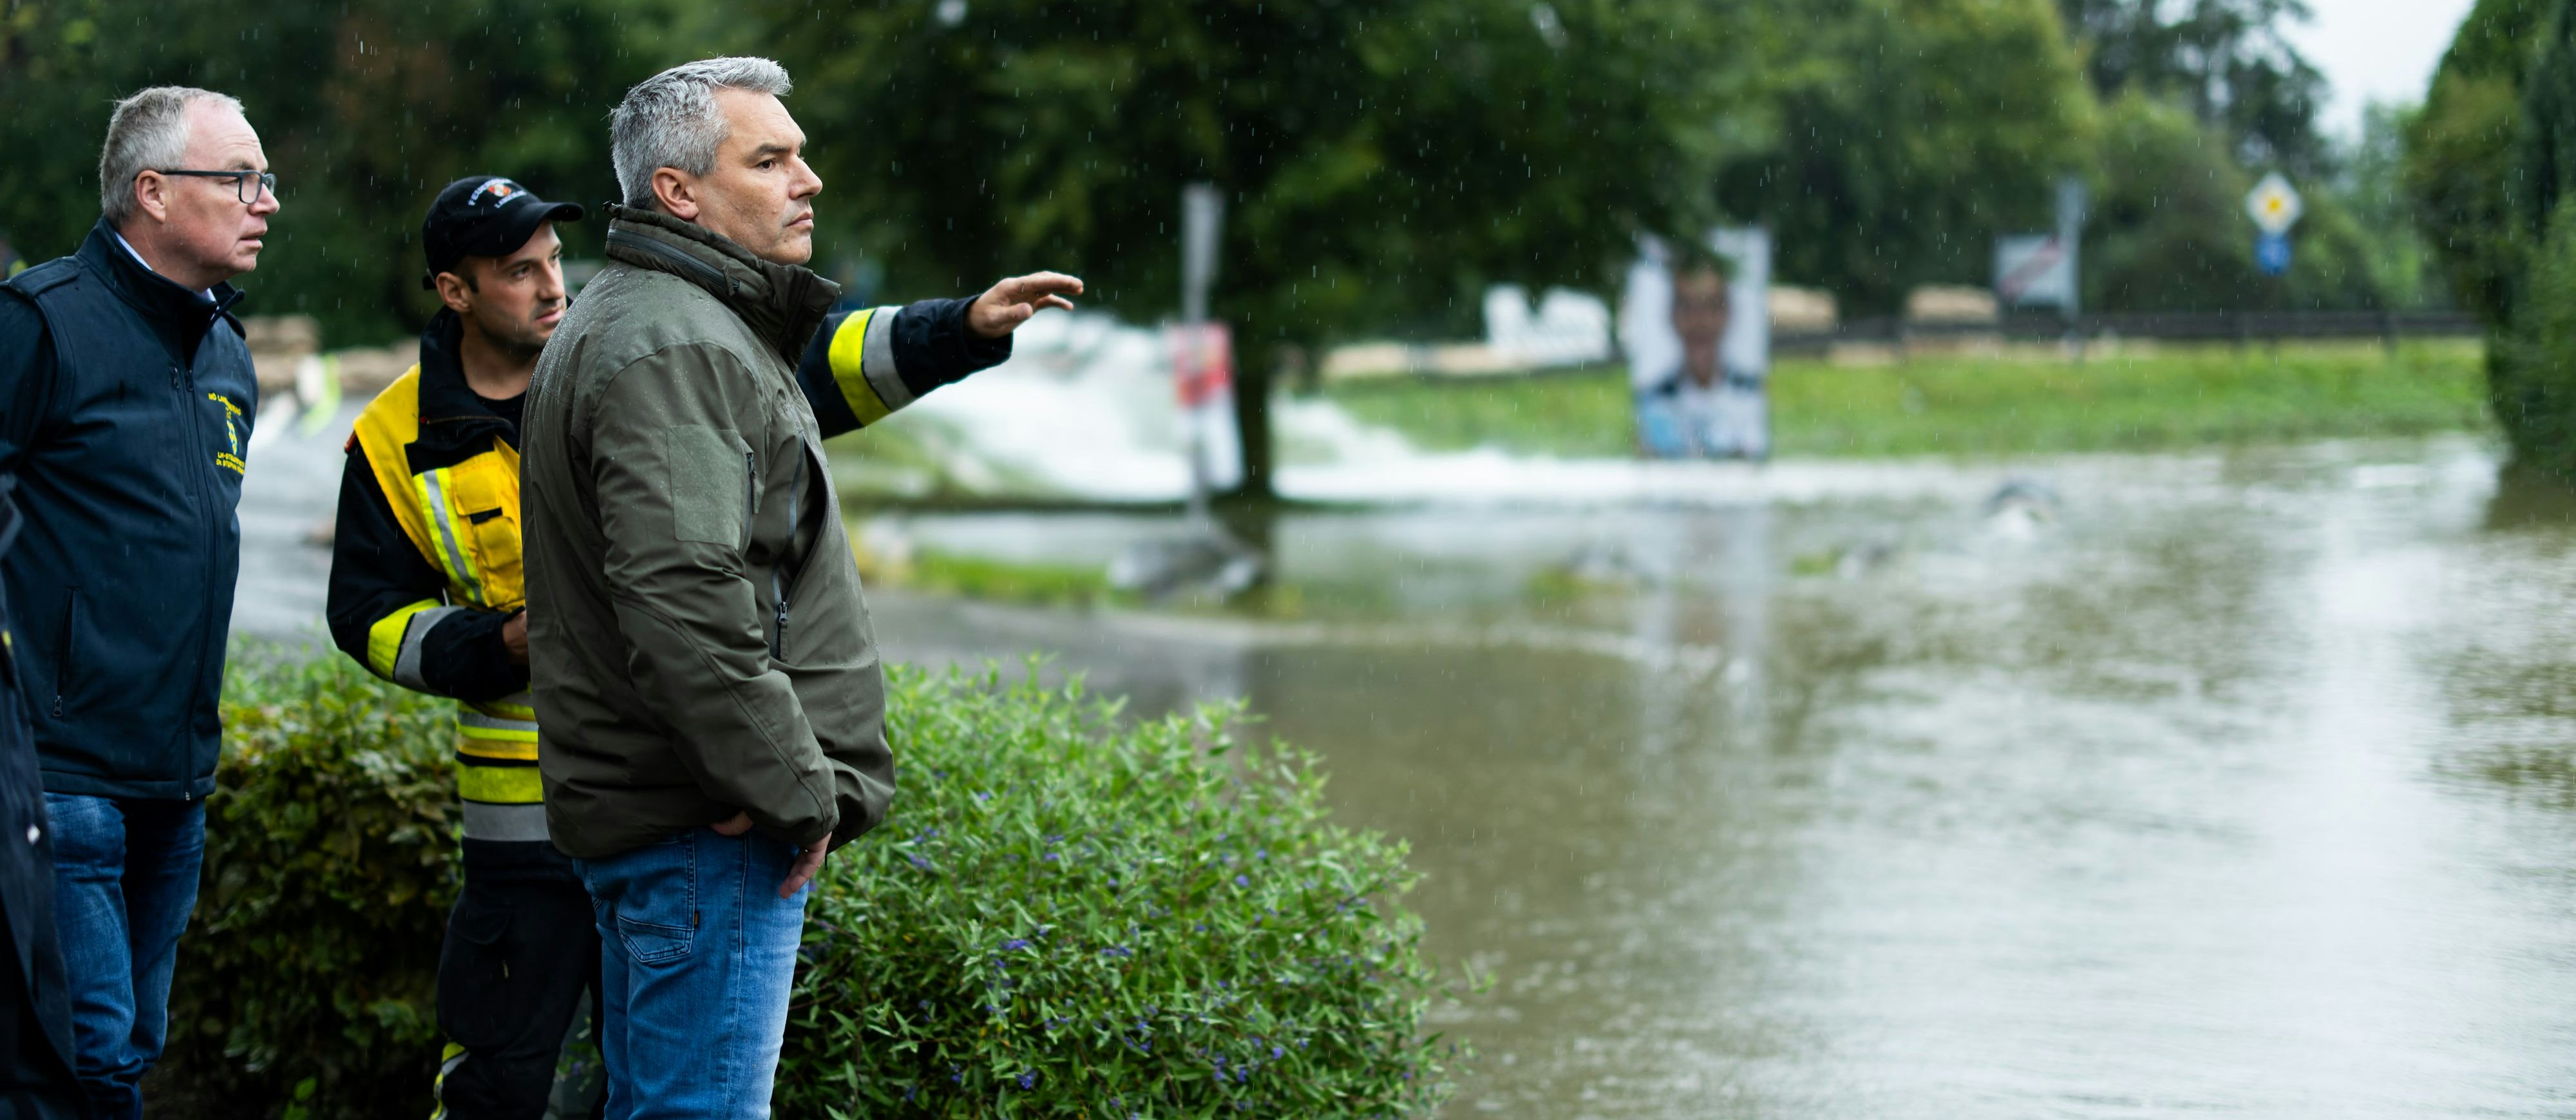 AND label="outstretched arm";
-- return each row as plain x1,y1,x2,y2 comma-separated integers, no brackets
794,272,1084,439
